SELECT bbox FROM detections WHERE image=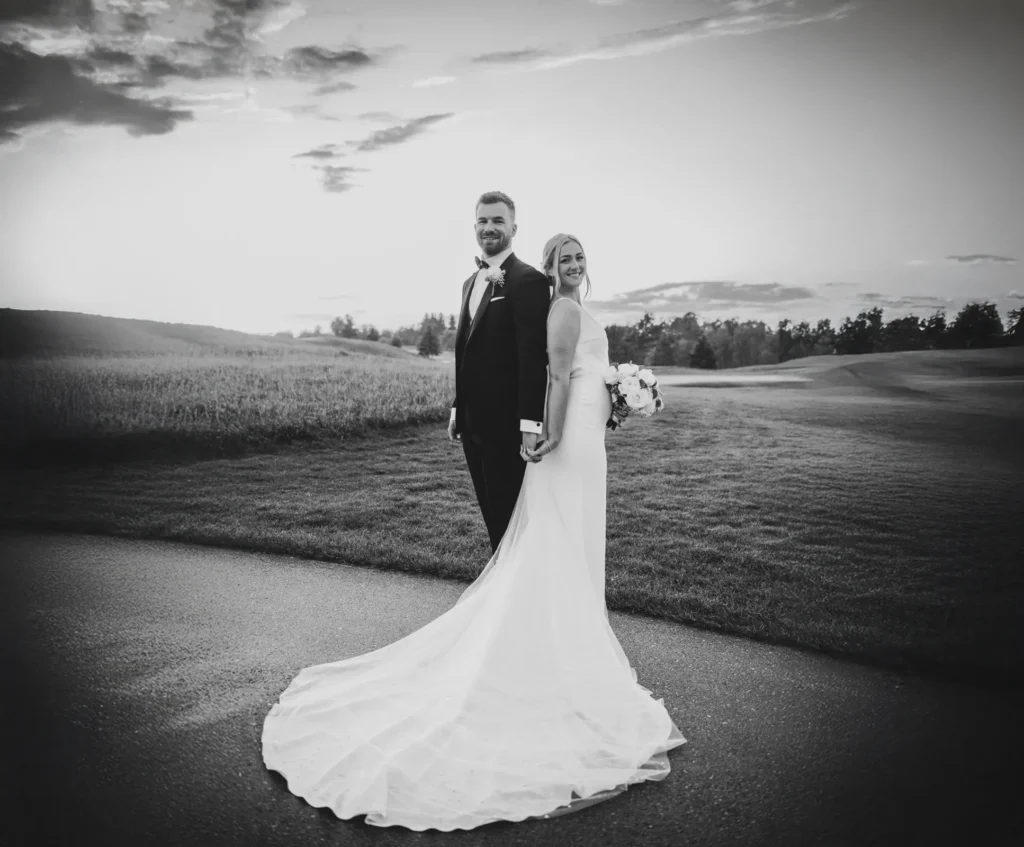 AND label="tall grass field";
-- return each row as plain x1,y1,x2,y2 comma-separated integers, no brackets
3,309,1023,685
2,355,452,442
1,309,453,459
